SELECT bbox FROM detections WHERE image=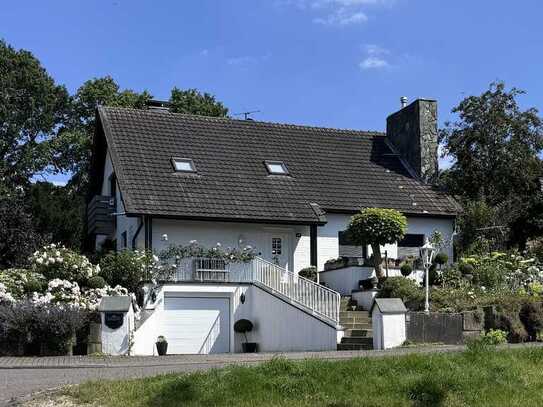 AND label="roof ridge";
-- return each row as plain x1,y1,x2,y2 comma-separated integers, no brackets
99,105,385,136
